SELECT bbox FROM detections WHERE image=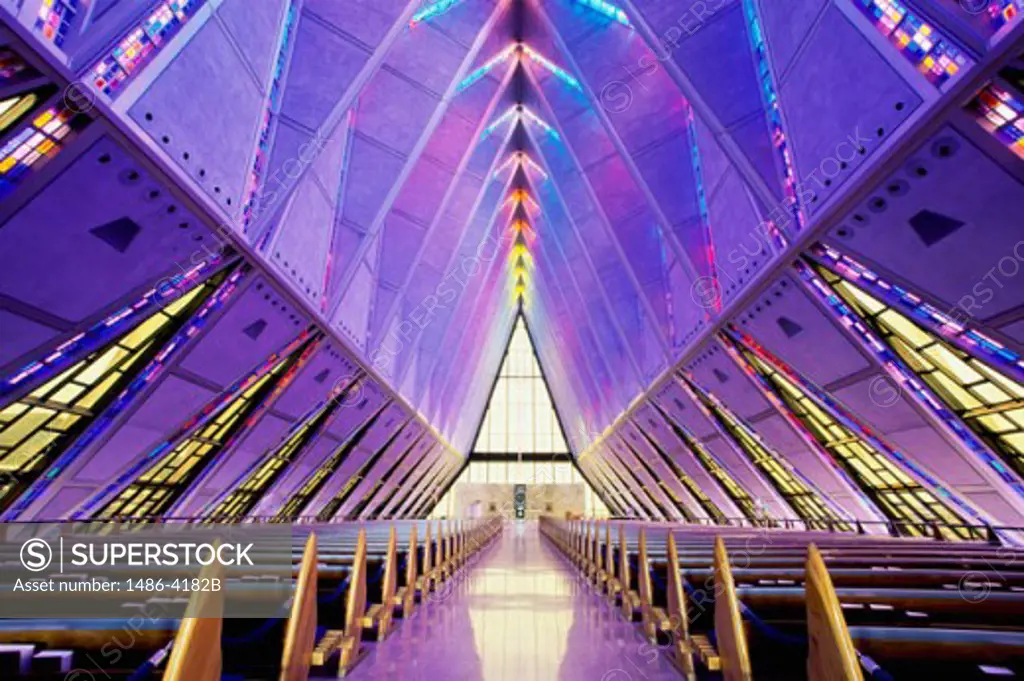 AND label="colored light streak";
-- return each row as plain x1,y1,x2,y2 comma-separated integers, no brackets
741,0,803,234
574,0,631,27
481,105,520,140
72,327,315,520
520,105,560,140
967,78,1024,161
797,253,1024,503
0,104,88,200
481,105,560,142
410,0,464,26
686,106,721,315
457,44,517,92
521,45,582,91
89,0,204,98
510,219,537,243
2,267,247,521
243,1,298,233
506,188,540,213
853,1,971,88
806,243,1024,382
511,243,532,264
494,151,548,180
34,0,79,47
